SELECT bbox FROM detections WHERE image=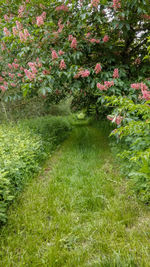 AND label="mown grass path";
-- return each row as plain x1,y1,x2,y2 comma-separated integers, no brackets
0,126,150,266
